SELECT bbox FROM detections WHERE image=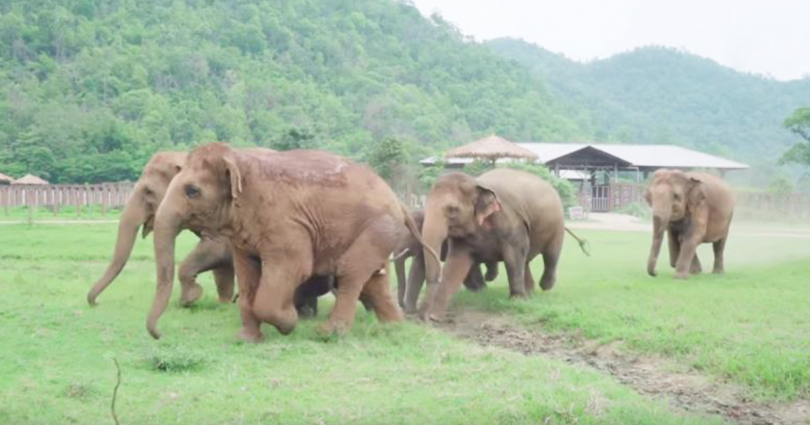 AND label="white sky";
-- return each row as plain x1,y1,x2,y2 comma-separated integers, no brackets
410,0,810,81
